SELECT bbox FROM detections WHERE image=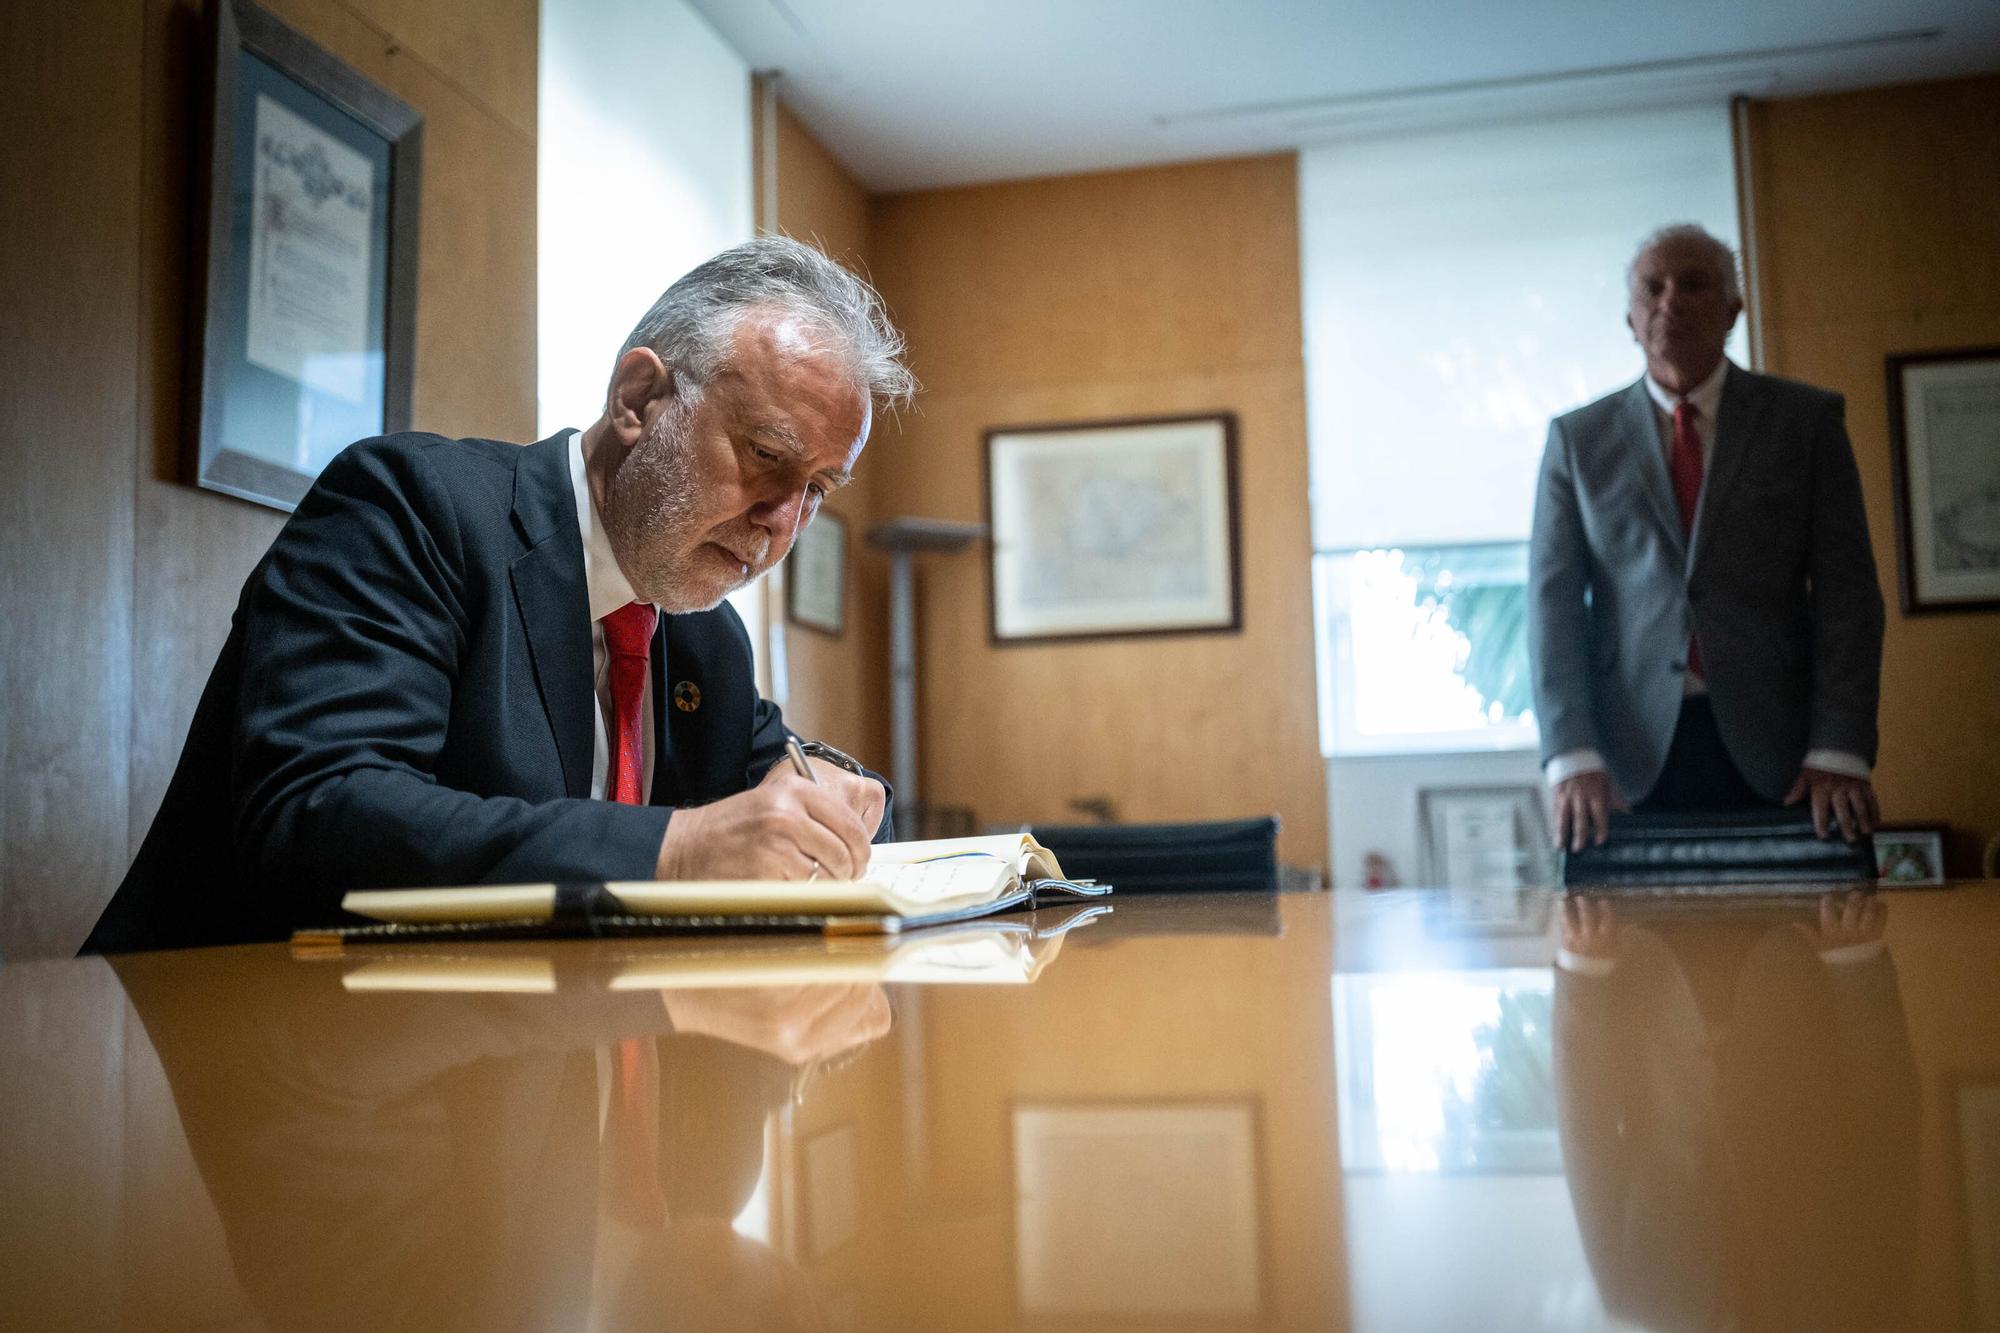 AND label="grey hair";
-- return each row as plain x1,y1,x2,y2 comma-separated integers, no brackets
1628,223,1743,306
618,235,916,414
